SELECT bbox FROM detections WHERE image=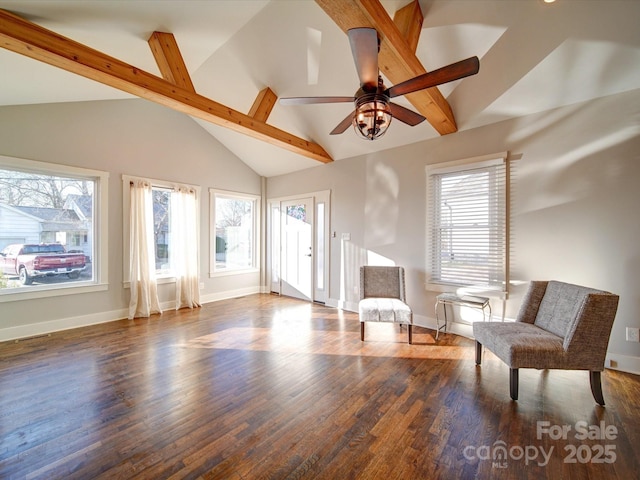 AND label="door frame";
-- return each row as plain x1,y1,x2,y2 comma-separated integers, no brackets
267,190,331,303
